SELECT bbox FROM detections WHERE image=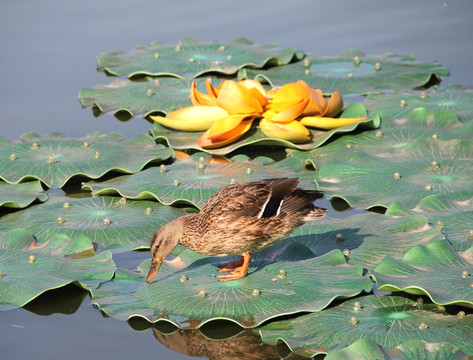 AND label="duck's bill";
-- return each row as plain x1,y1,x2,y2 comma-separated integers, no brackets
146,258,164,283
